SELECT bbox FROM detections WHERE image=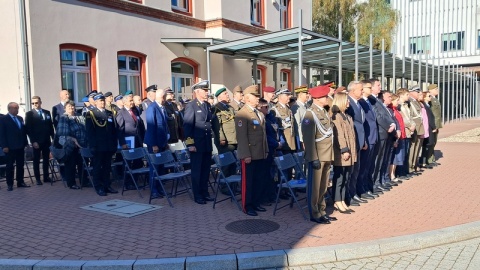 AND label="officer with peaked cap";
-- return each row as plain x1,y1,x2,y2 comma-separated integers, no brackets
262,86,276,109
82,91,97,116
183,80,214,205
164,87,183,143
104,92,118,114
85,93,118,196
141,85,157,129
271,88,296,155
230,85,244,112
292,85,310,150
407,85,425,175
427,84,442,165
302,85,334,224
